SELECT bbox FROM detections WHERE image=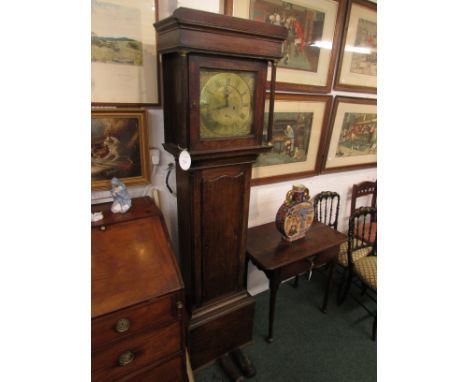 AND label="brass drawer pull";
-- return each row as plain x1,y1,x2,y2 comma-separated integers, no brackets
118,350,135,366
115,318,131,333
176,301,184,310
100,225,106,231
